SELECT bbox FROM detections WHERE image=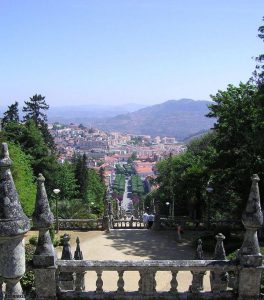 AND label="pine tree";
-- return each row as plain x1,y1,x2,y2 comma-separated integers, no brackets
73,154,89,201
23,94,49,124
23,94,55,150
2,102,19,127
